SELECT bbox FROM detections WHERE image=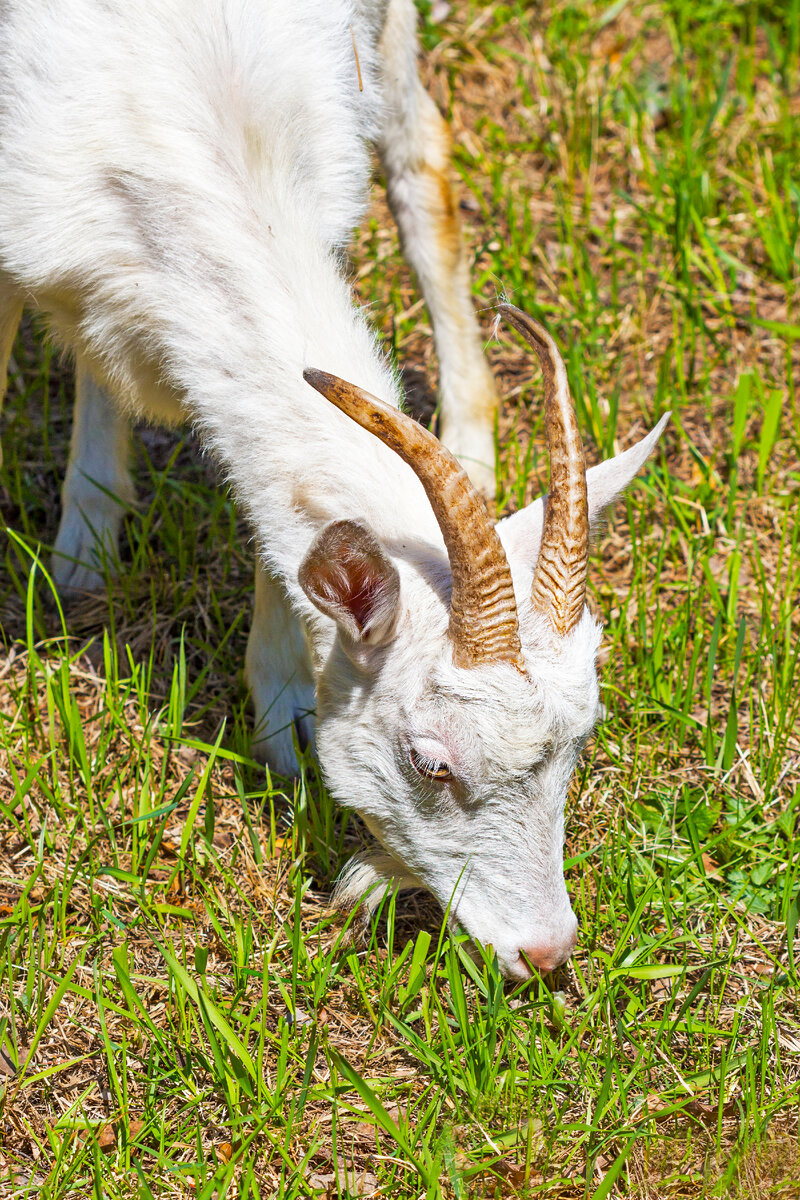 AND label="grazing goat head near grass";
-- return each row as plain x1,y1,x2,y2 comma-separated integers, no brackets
301,307,668,979
0,0,668,979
